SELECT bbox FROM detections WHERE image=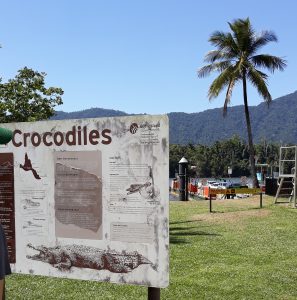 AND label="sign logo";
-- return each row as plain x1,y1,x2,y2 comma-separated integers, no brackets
0,127,13,145
130,123,138,134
